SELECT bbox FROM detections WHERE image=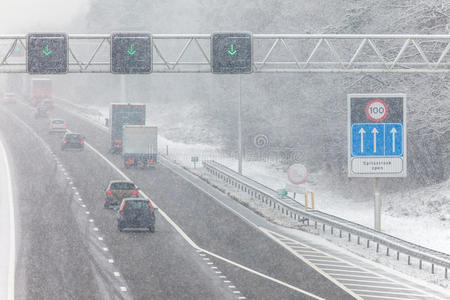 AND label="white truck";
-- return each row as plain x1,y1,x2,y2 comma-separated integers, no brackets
122,125,157,168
